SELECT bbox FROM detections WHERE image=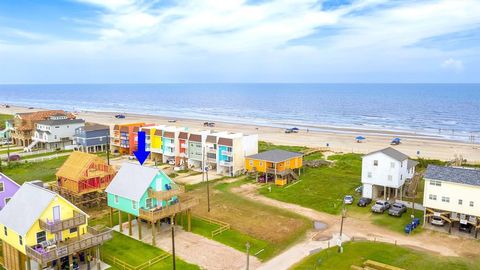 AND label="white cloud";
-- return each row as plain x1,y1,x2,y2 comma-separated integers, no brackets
441,58,464,72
